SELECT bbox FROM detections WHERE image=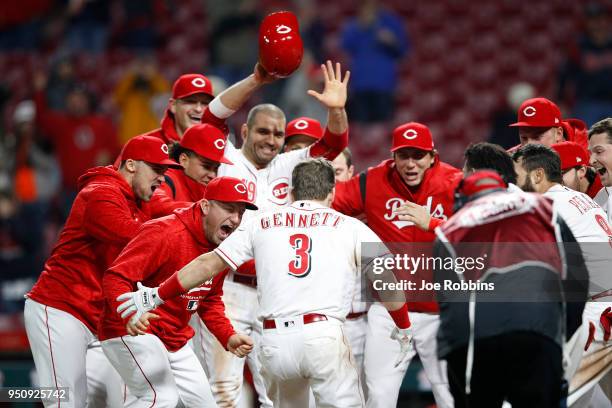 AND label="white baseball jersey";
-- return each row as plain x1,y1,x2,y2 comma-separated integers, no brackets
593,186,612,224
544,184,612,298
221,142,311,219
215,200,384,322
